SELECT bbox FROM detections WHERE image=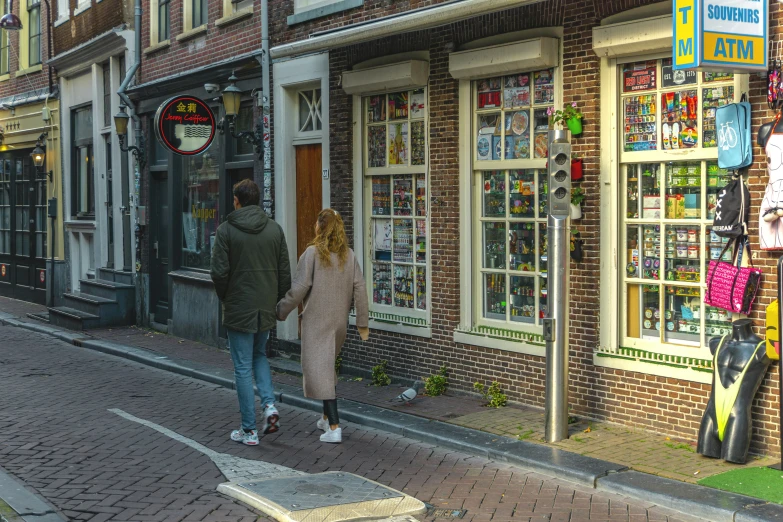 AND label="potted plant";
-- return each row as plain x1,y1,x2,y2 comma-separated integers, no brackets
571,186,585,220
571,153,583,181
547,102,583,136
